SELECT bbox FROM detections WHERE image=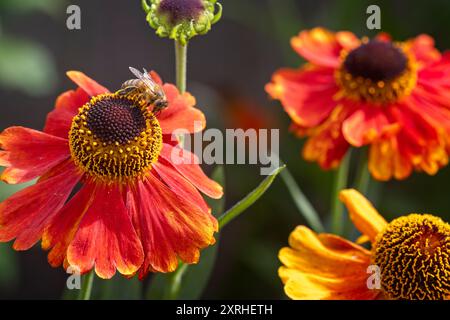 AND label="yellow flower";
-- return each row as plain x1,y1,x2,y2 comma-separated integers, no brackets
278,189,450,300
